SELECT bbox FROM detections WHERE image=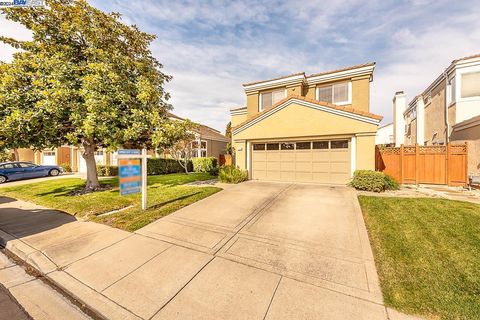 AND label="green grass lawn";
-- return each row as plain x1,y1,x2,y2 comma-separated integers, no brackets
359,196,480,320
0,173,221,231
